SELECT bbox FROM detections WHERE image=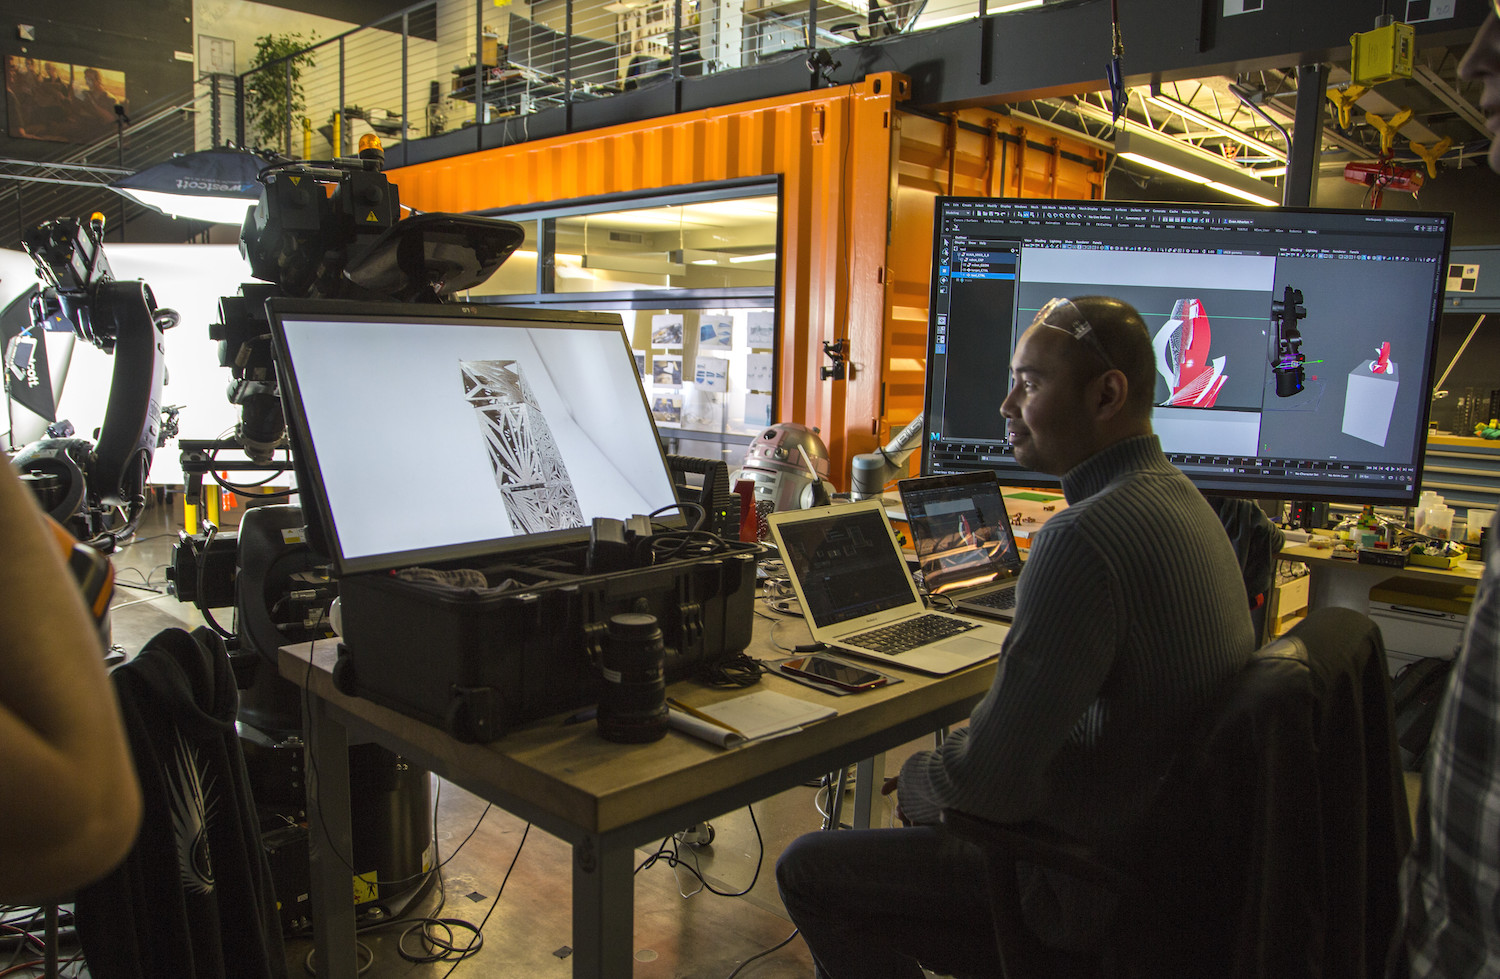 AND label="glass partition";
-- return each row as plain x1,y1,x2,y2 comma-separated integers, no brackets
459,181,780,451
